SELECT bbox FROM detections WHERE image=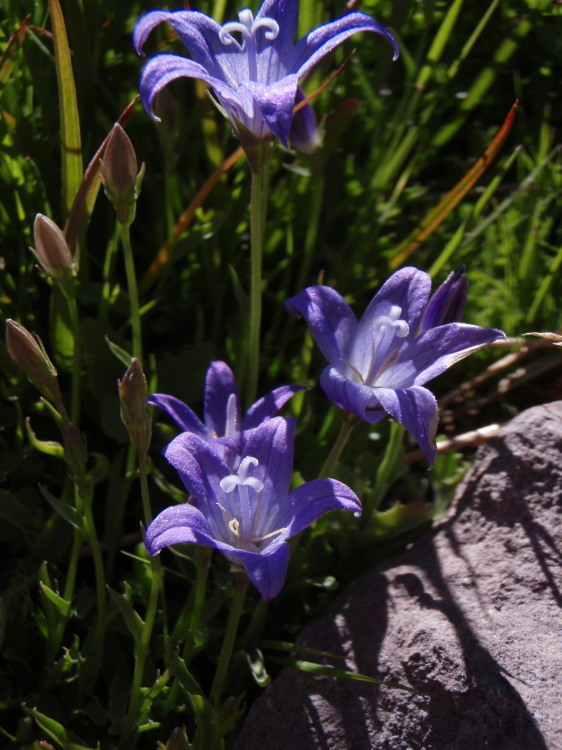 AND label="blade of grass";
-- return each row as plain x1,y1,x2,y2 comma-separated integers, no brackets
390,101,518,269
47,0,83,218
0,15,30,87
